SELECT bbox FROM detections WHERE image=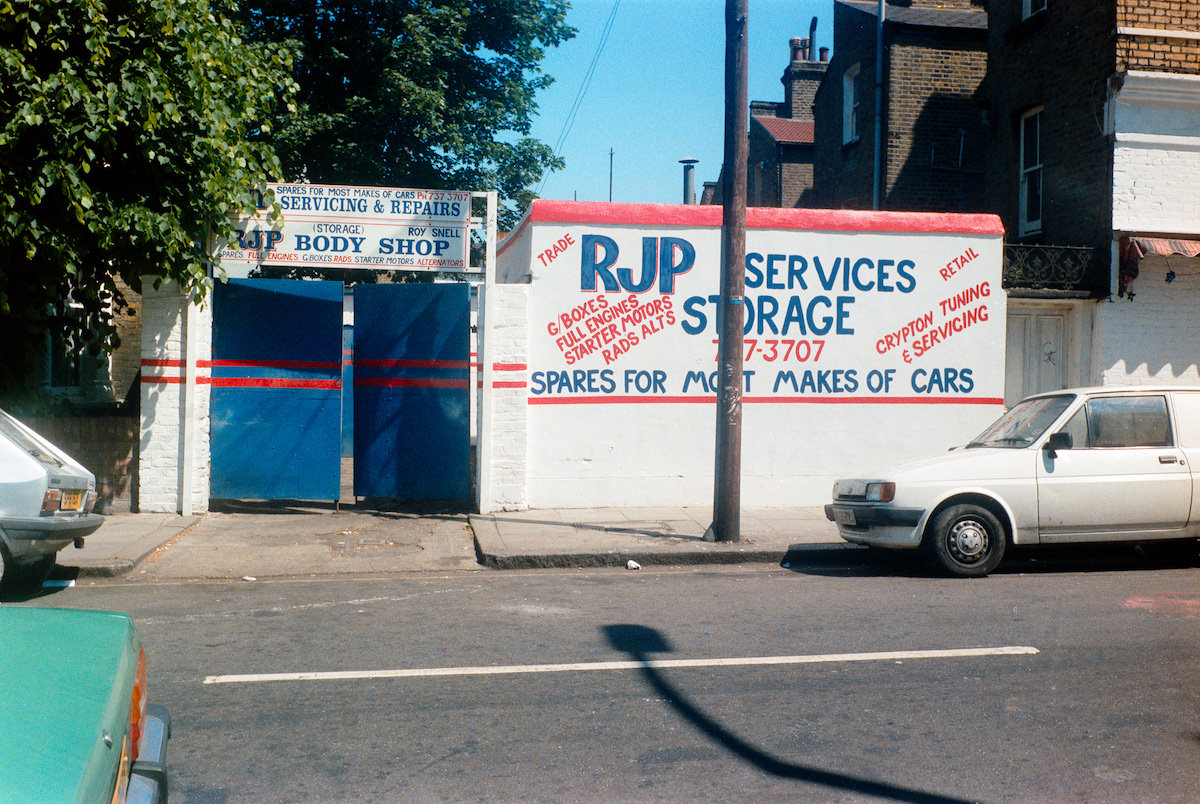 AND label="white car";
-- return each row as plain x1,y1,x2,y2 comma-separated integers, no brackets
825,386,1200,576
0,408,103,589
